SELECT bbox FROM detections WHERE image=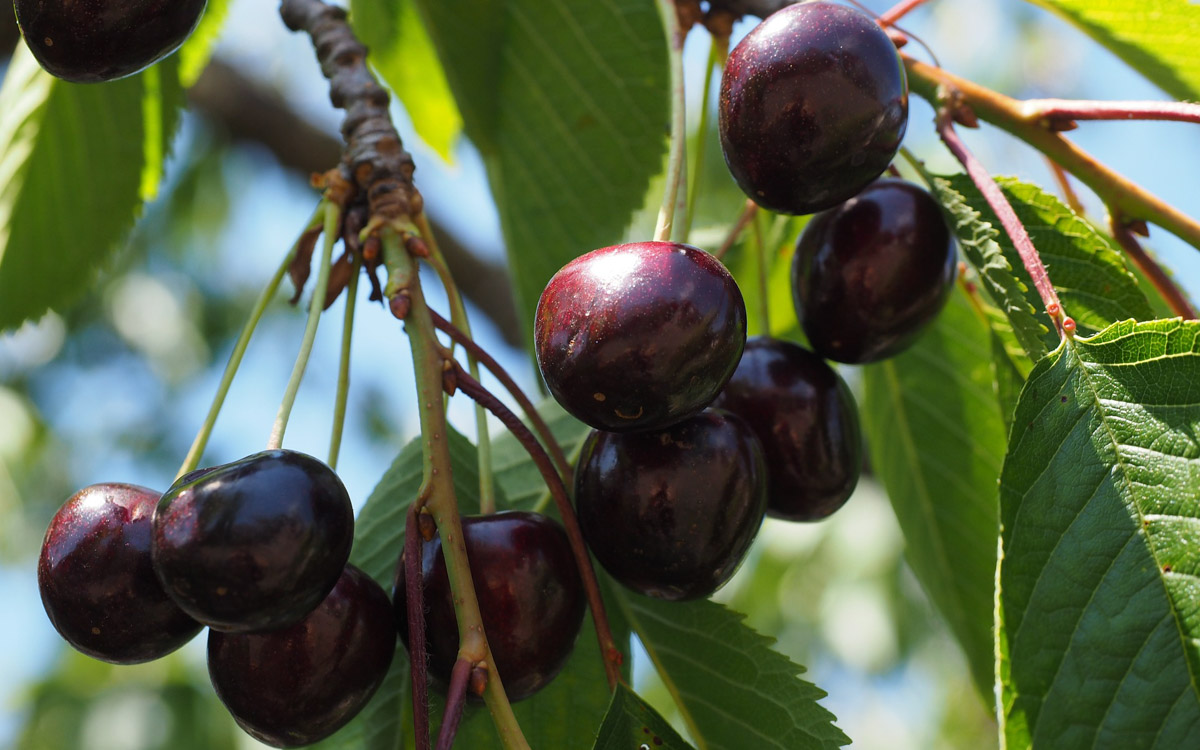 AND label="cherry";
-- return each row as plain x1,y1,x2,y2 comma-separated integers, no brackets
394,511,585,702
15,0,207,83
718,1,908,215
792,179,957,363
151,449,354,633
574,409,767,600
535,241,746,433
38,483,202,664
208,564,395,748
712,337,862,521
